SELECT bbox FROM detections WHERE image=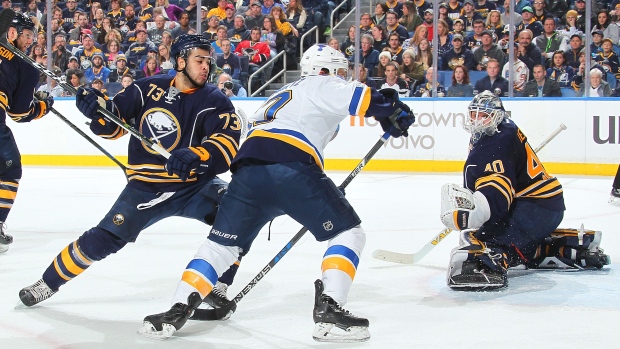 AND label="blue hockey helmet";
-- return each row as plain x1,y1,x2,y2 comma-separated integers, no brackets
170,34,216,72
10,12,35,34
